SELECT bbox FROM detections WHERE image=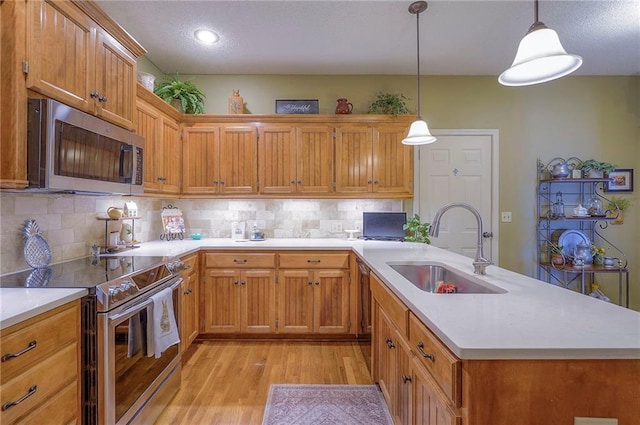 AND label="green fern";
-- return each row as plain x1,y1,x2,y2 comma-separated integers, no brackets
368,92,411,117
154,75,206,115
